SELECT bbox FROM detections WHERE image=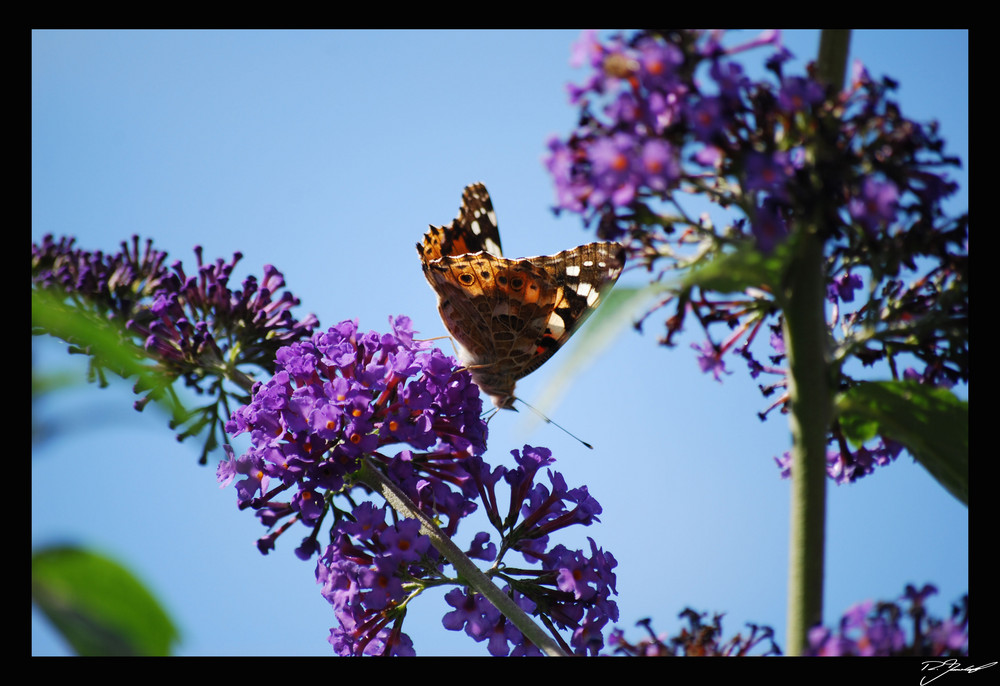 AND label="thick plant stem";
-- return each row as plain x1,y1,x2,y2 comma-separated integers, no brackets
782,229,832,655
358,458,568,656
782,29,850,655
